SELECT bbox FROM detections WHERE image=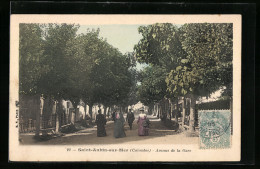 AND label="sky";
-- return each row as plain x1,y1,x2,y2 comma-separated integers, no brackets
78,24,148,70
78,24,182,54
78,24,145,54
77,24,184,71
